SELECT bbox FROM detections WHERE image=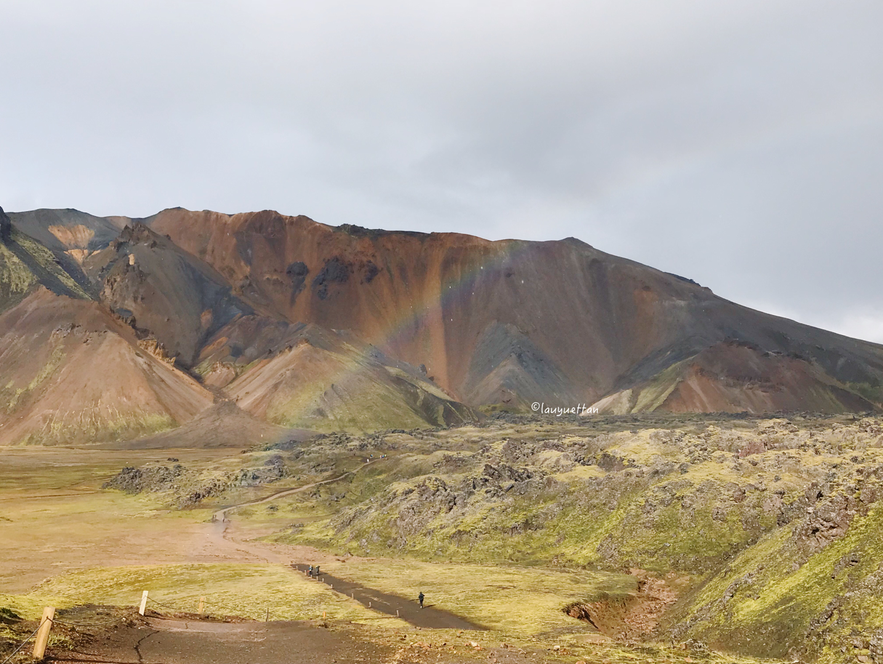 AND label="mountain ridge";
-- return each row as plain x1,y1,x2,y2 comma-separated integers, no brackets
2,205,881,444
